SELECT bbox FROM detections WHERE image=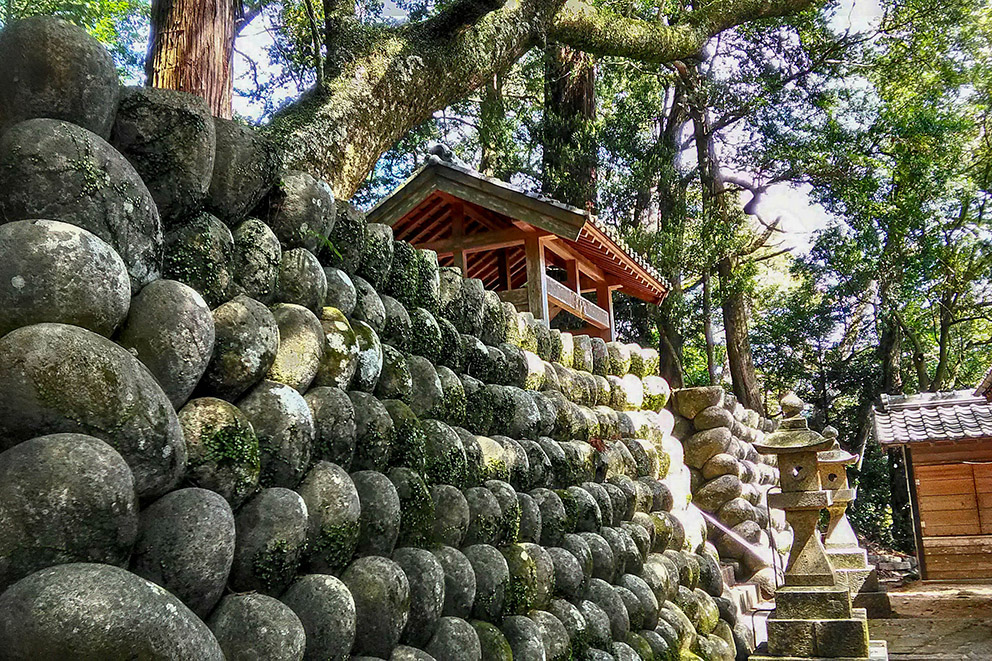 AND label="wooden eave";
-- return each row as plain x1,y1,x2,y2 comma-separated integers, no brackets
368,158,669,304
